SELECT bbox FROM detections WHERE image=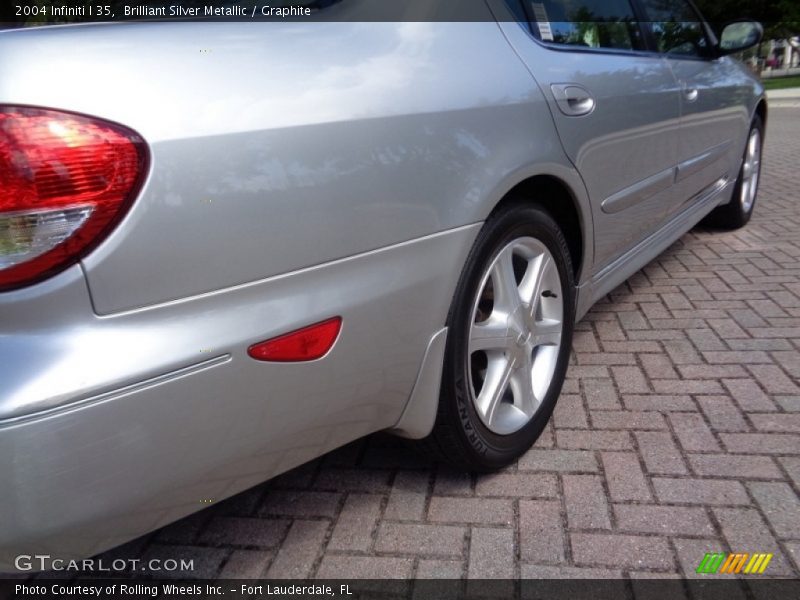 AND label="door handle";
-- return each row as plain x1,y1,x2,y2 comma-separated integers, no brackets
684,87,699,102
551,84,595,116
